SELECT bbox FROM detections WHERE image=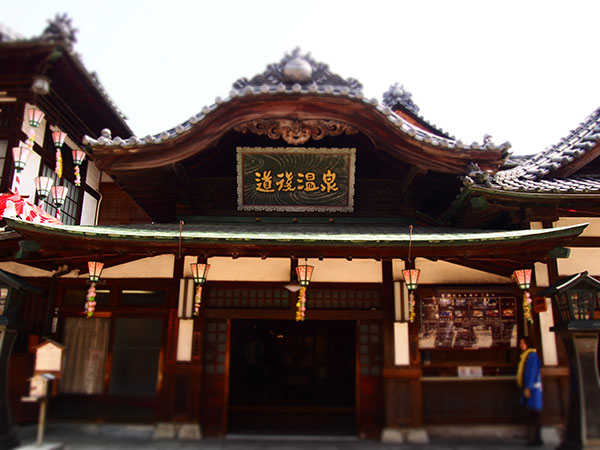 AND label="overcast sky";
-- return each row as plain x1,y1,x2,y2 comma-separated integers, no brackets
3,0,600,156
